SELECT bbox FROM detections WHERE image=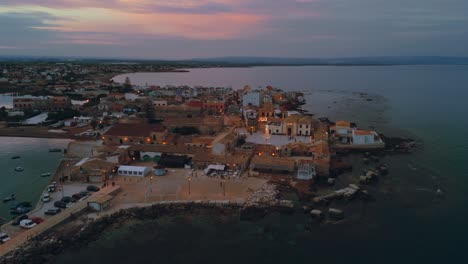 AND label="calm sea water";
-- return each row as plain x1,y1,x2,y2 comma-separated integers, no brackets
57,66,467,263
0,137,71,219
